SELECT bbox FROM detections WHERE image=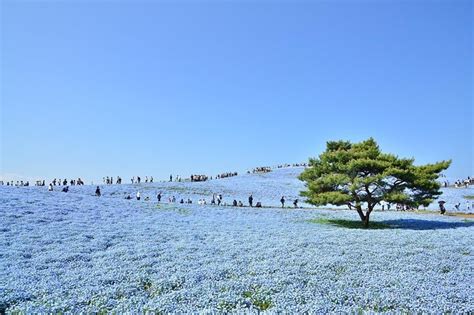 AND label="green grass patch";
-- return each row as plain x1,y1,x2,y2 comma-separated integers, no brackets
242,286,273,311
463,195,474,200
307,218,392,229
